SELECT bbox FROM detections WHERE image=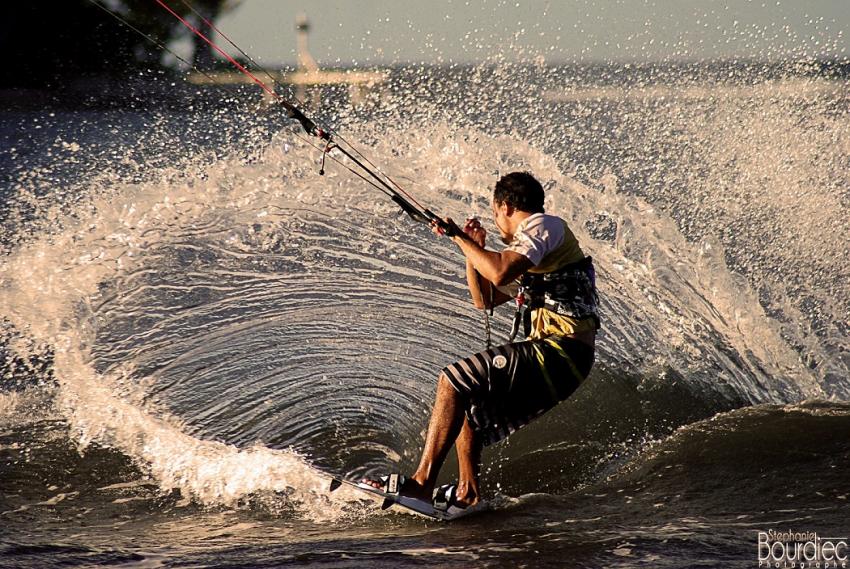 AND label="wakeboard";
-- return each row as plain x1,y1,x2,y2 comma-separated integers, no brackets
328,475,488,521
